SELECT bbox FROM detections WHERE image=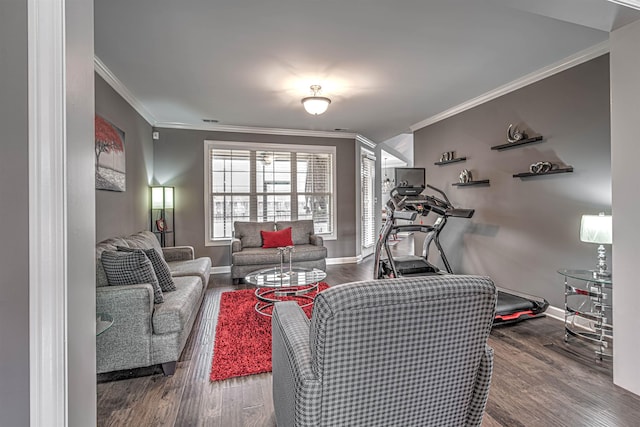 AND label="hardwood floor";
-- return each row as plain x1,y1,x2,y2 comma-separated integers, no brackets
97,255,640,426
